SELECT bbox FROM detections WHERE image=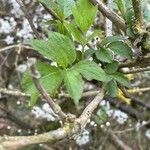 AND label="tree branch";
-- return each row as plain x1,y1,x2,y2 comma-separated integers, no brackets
91,0,126,32
28,58,67,120
0,127,70,150
16,0,41,39
0,89,105,149
131,0,144,33
74,88,104,132
119,54,150,68
121,66,150,74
